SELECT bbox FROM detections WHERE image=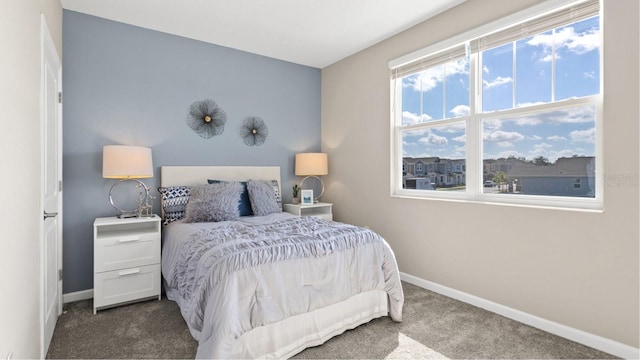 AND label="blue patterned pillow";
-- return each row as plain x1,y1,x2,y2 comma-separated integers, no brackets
157,186,190,226
269,179,282,209
207,180,253,216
